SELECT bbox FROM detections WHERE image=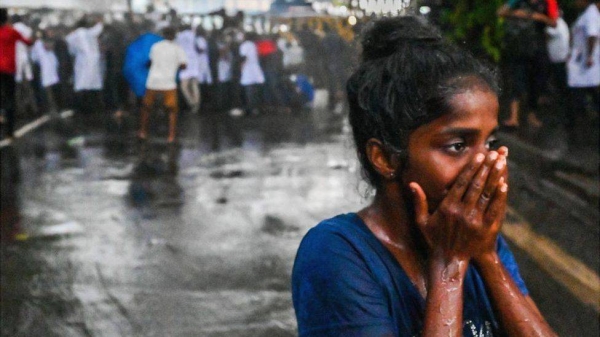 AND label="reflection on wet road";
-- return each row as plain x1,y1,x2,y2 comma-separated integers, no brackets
1,104,598,336
1,108,363,336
